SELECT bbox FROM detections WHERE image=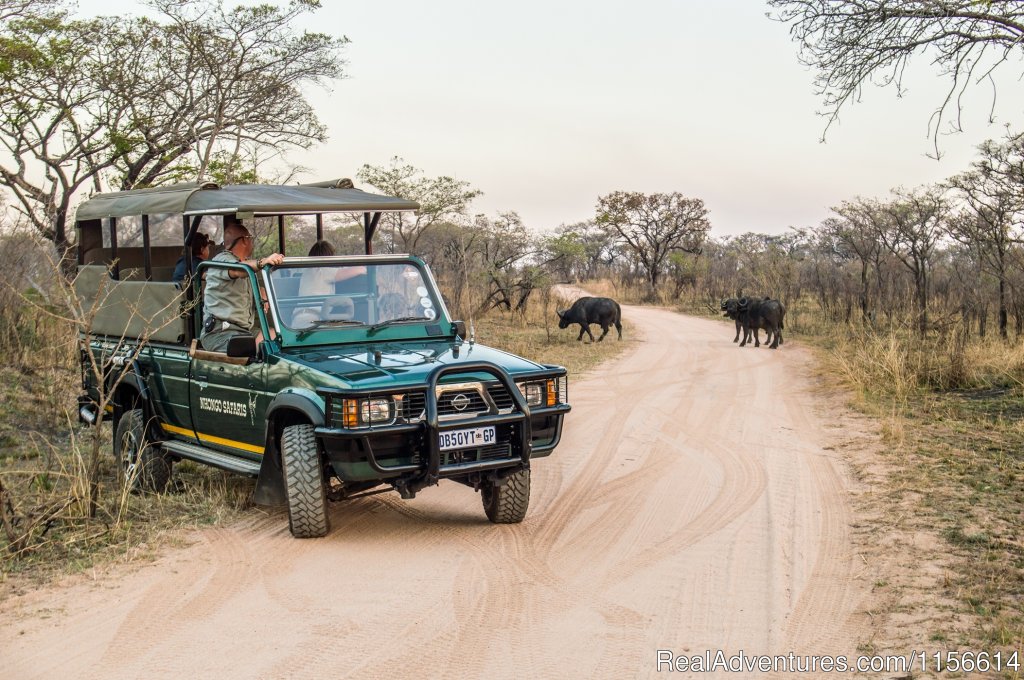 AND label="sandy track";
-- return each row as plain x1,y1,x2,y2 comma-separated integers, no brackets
0,305,873,679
